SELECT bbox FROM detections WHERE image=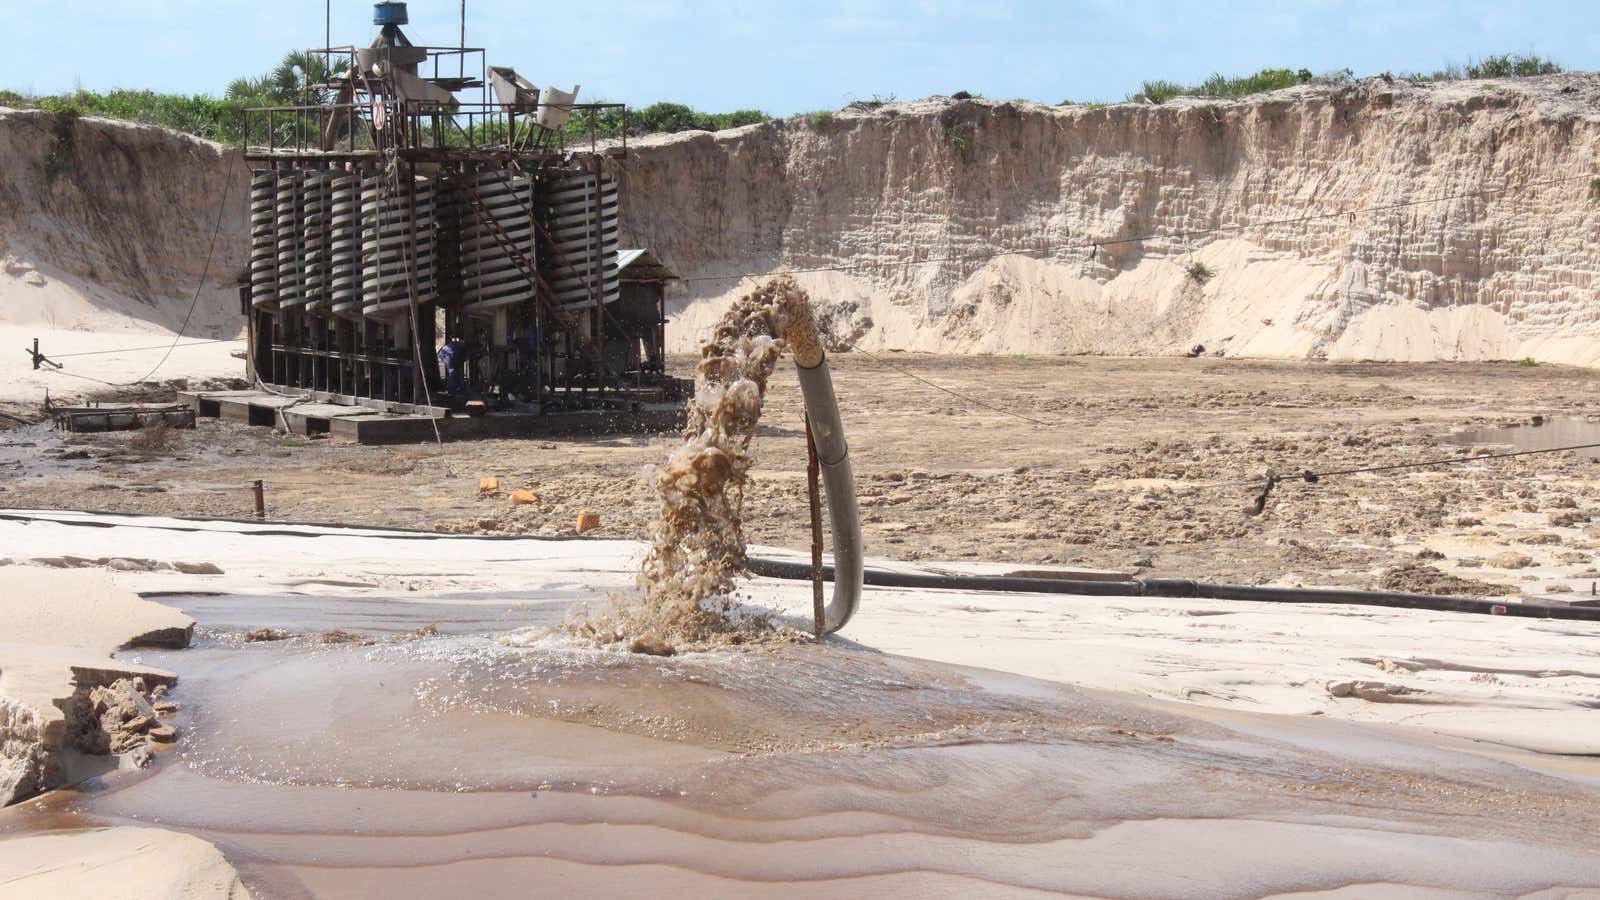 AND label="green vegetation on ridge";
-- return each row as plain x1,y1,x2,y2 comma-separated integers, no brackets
1121,53,1562,105
0,51,1569,144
